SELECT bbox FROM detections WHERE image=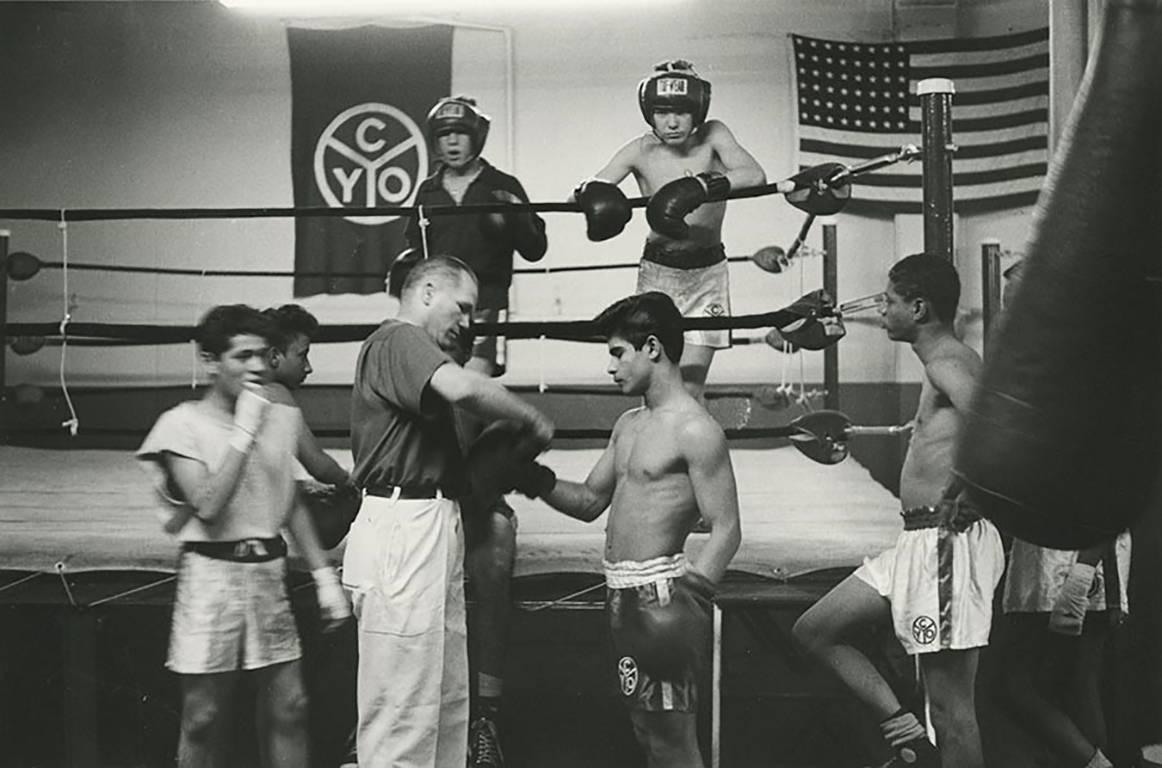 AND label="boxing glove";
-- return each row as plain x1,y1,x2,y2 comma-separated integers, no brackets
300,481,361,550
574,179,632,242
784,162,851,215
646,171,730,239
627,570,716,679
511,461,556,499
465,420,552,505
1048,562,1097,636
